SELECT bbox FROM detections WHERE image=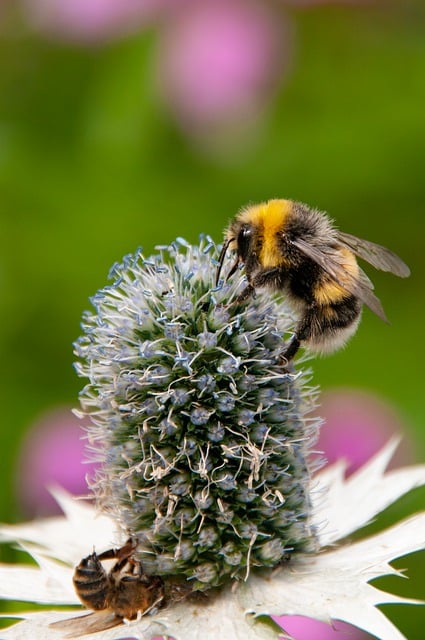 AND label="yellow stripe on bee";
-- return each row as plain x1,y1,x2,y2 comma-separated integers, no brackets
314,247,359,305
314,281,349,305
238,199,292,268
